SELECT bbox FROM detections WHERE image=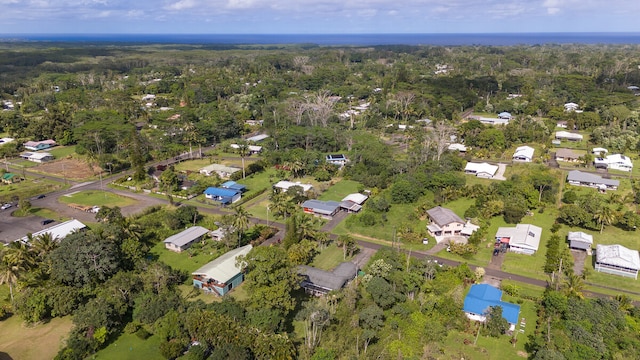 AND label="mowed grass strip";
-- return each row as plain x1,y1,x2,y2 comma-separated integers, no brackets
0,315,73,360
58,190,136,207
